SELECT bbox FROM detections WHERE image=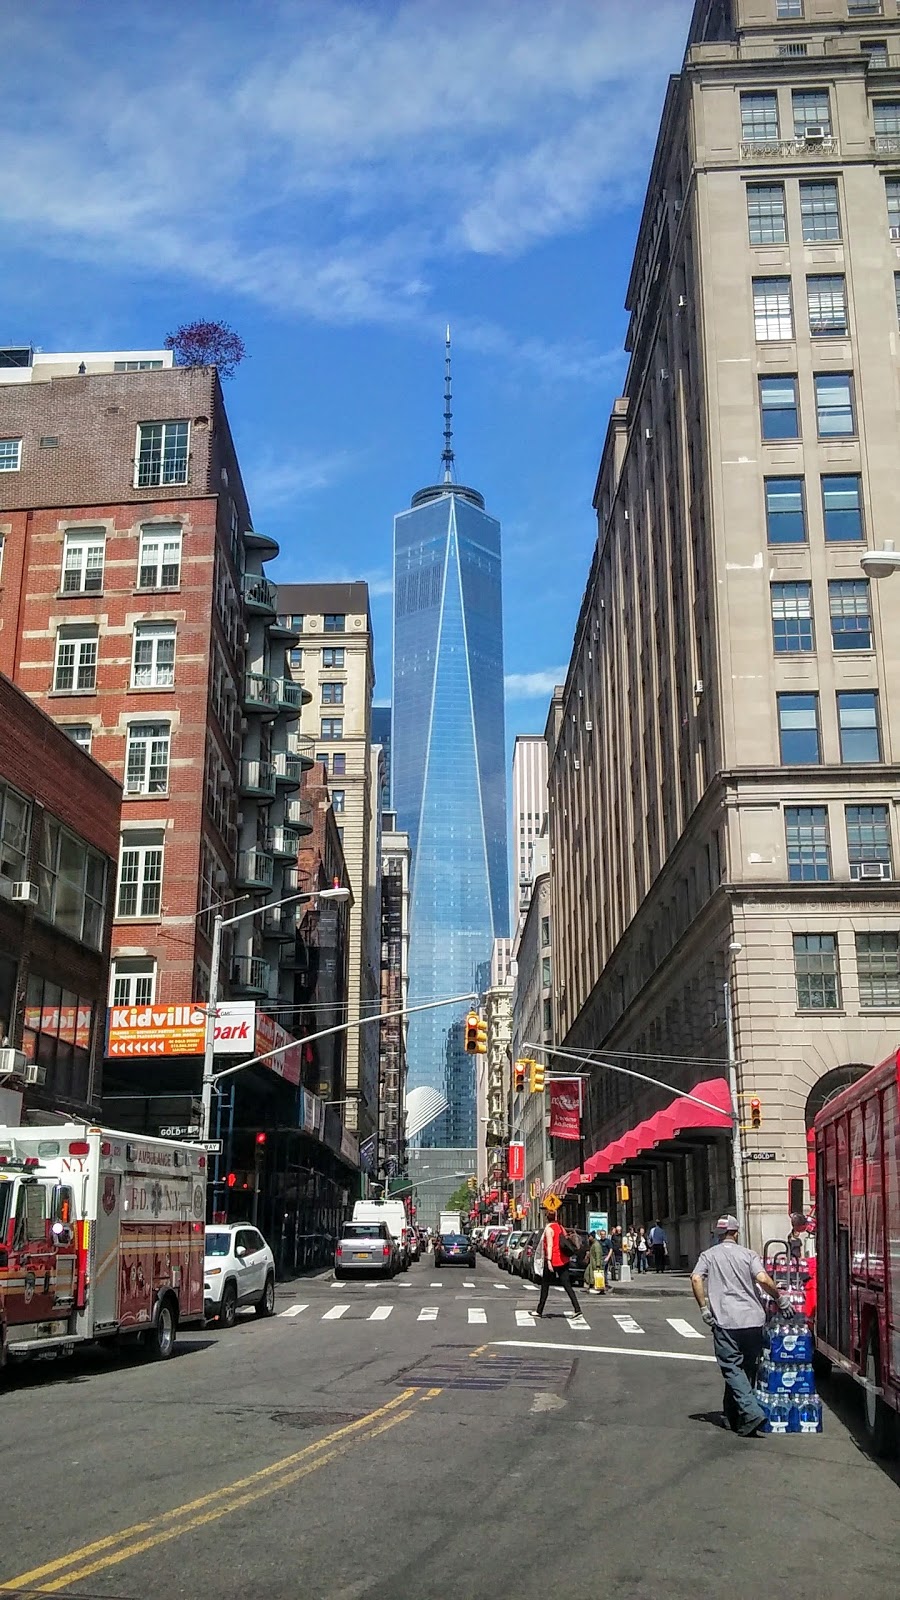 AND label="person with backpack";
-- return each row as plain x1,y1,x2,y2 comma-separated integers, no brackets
534,1206,583,1319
